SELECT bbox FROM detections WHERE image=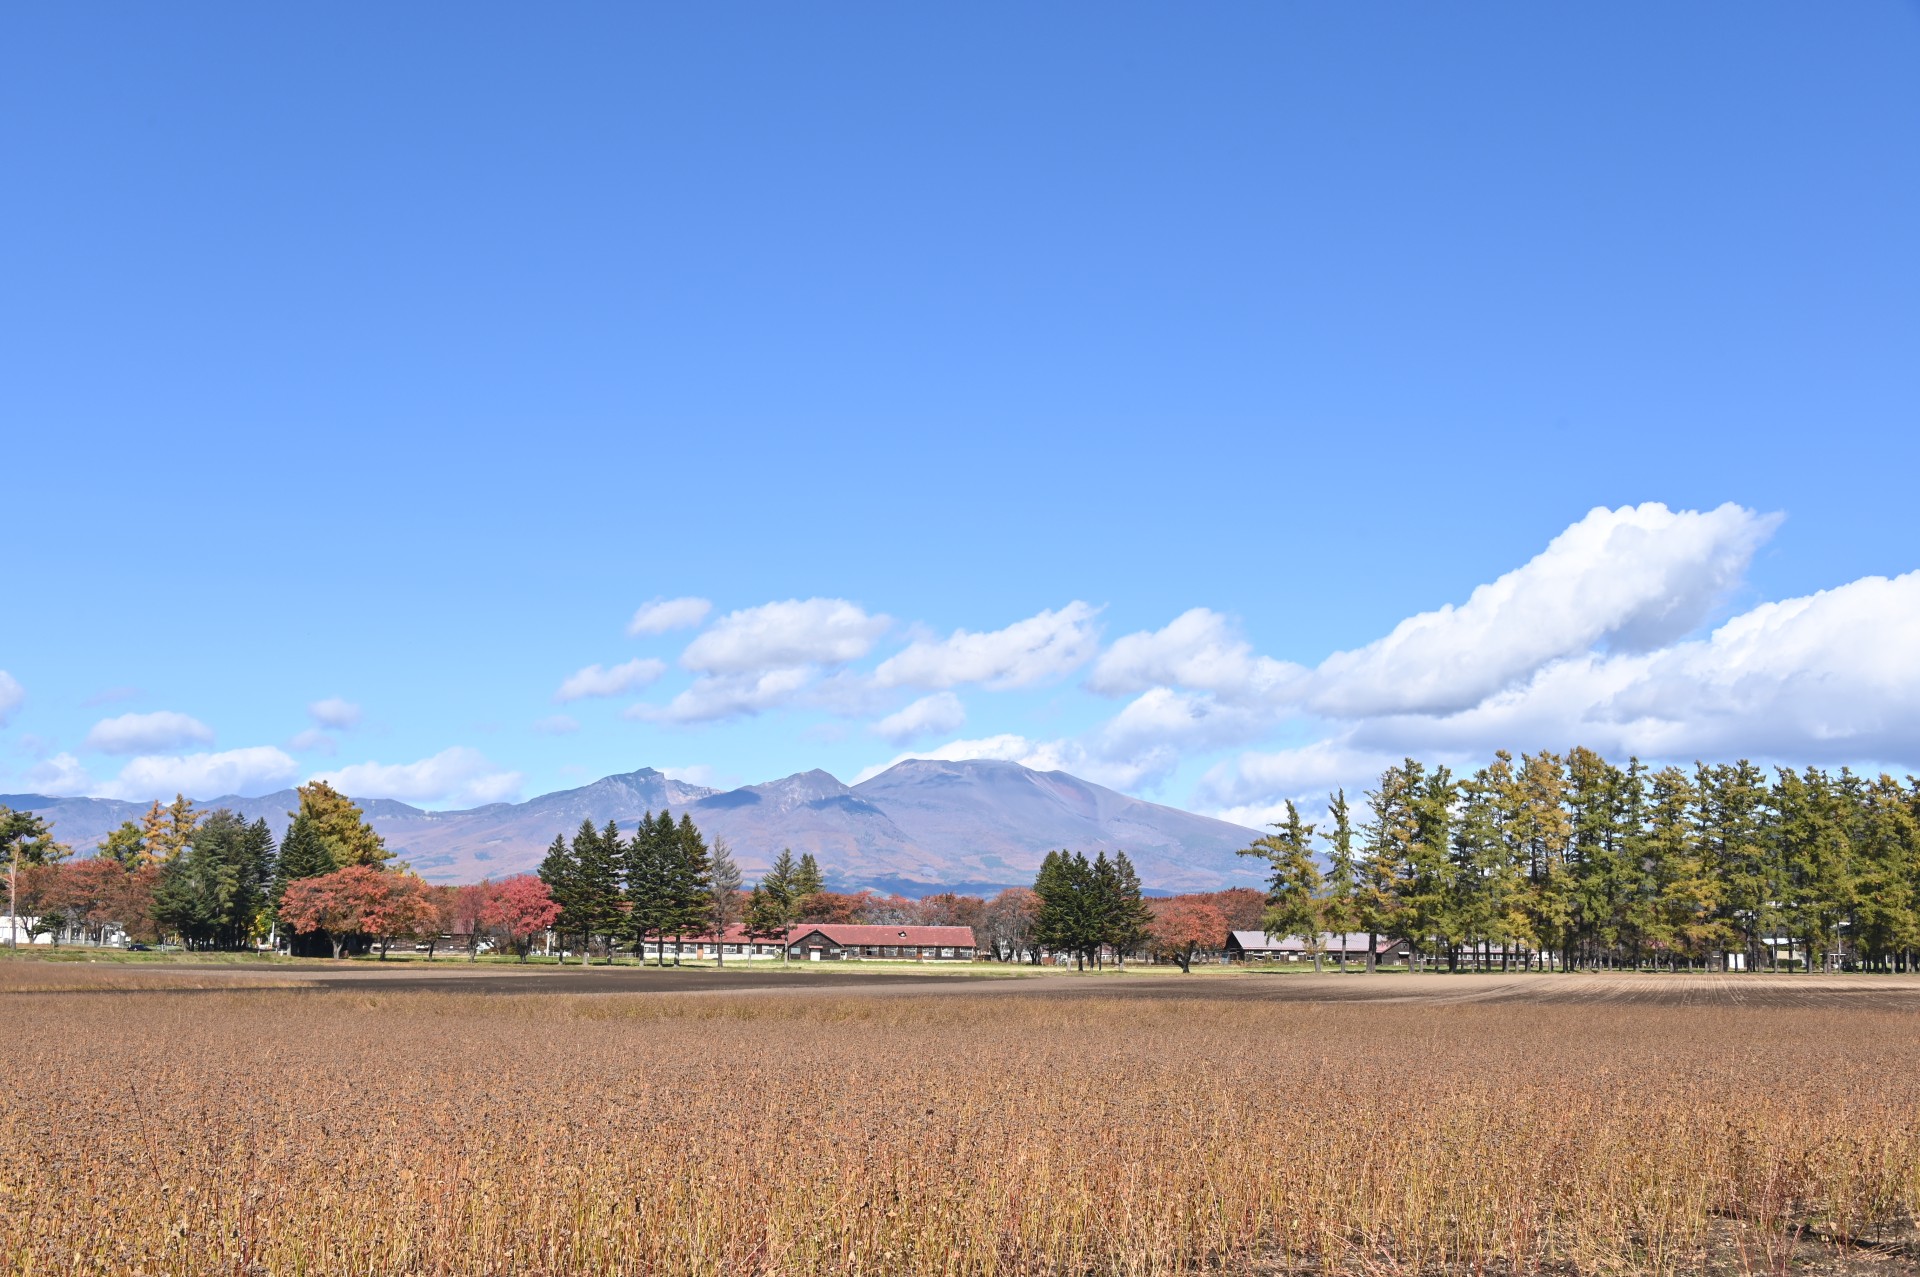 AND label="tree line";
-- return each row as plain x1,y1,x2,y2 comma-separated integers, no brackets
1233,749,1920,973
2,784,562,959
